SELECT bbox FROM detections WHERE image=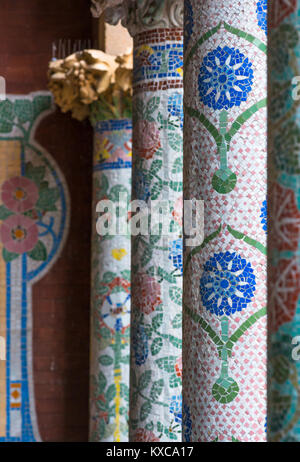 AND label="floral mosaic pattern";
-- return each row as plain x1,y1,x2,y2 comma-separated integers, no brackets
90,119,131,442
0,93,69,441
269,0,300,442
0,165,60,262
134,43,183,84
198,46,254,110
200,252,256,317
183,0,267,441
130,29,183,442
